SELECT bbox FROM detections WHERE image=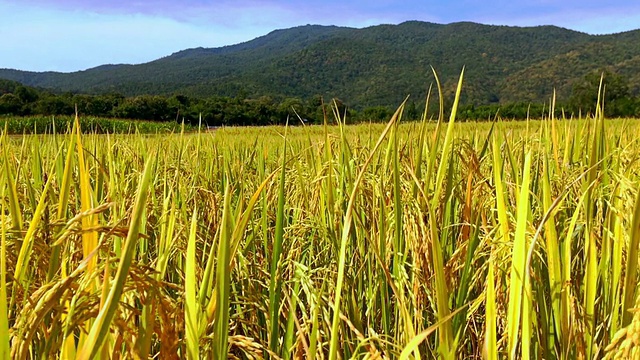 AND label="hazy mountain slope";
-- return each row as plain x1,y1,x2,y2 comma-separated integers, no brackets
1,21,638,107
